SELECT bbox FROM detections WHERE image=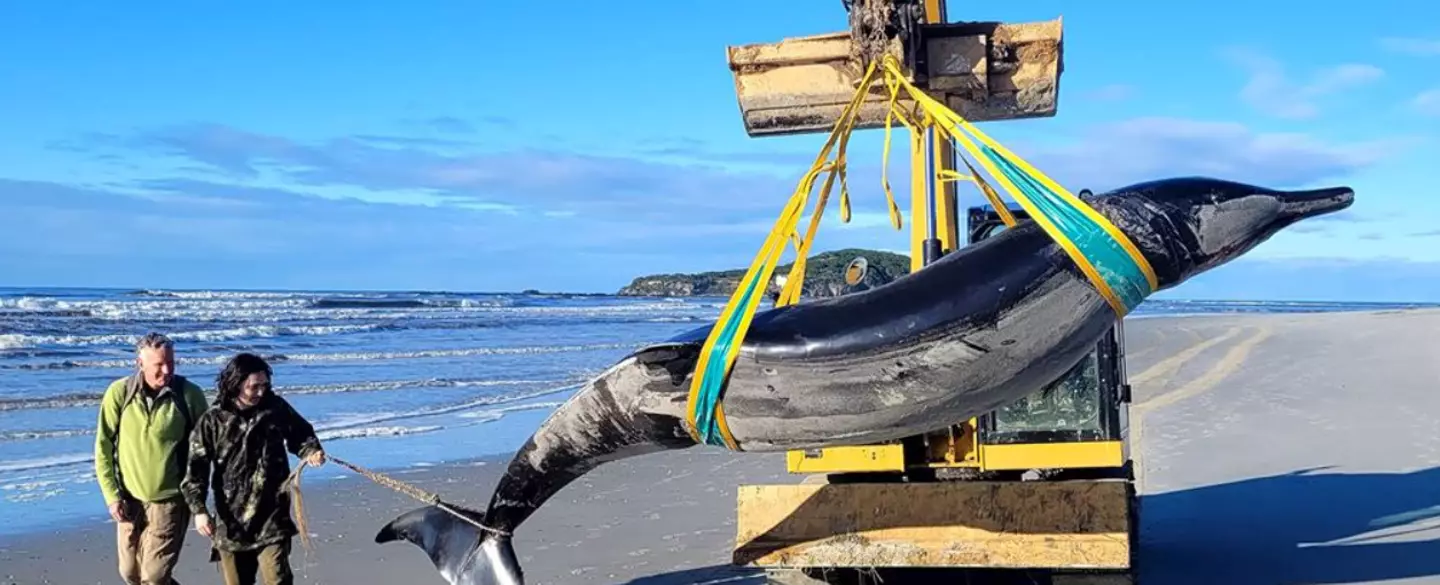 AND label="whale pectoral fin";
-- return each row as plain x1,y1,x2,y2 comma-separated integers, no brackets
377,506,525,585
